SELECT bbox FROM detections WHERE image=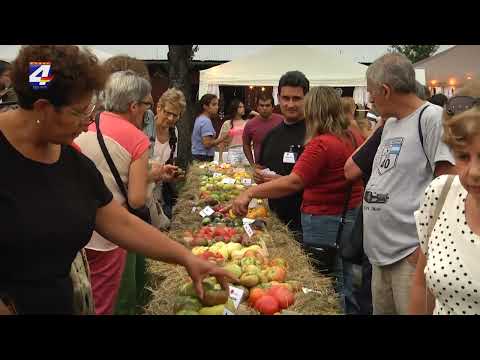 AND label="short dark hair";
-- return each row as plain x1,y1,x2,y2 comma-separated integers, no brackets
428,93,448,107
257,93,274,106
12,45,107,110
278,71,309,96
0,60,11,76
195,93,217,117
